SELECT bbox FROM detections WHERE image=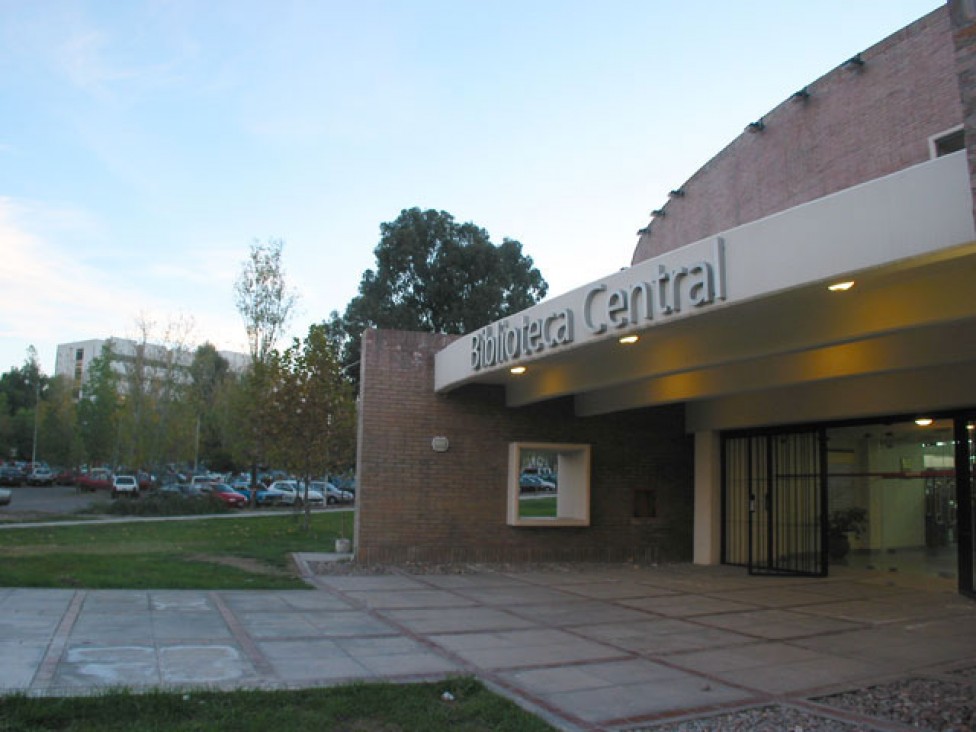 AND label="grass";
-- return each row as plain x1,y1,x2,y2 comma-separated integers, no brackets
0,678,556,731
0,512,352,590
519,496,557,518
